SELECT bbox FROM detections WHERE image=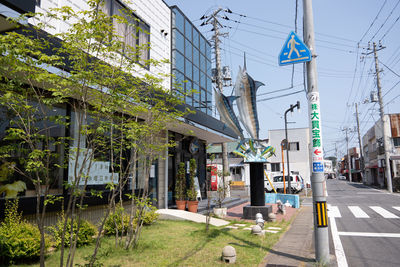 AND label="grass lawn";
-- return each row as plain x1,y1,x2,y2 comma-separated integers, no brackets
15,219,291,267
